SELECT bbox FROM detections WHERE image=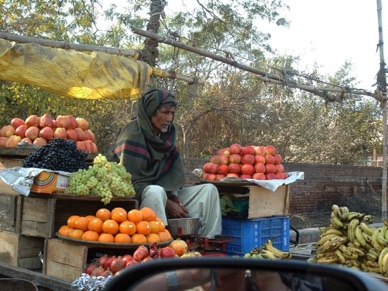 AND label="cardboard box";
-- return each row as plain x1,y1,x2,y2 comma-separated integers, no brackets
215,183,290,219
0,231,44,270
30,171,69,194
43,238,88,282
222,216,290,256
